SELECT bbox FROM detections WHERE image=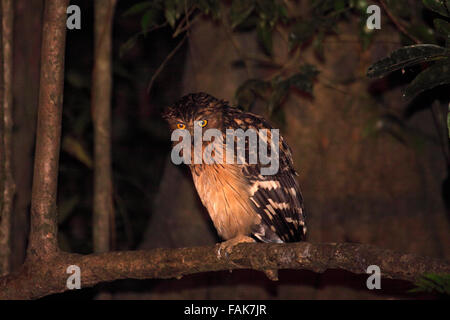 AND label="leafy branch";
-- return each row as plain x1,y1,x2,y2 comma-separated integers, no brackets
121,0,375,116
410,273,450,295
367,0,450,159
